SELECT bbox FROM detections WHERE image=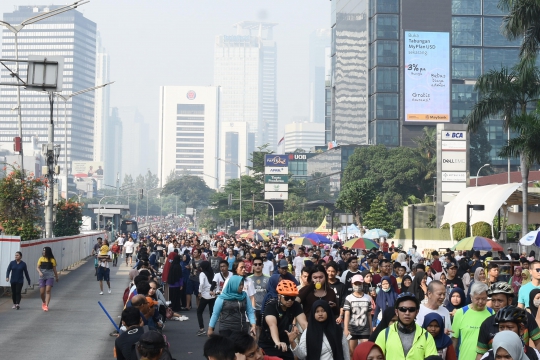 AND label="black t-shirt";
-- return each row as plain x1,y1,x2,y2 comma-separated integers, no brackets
328,279,347,308
260,300,303,345
343,270,361,295
115,326,156,360
446,276,464,290
477,312,539,354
